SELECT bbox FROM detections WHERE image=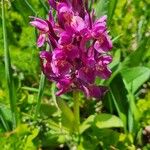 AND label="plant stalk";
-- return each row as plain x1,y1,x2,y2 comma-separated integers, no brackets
73,91,80,133
2,0,17,129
